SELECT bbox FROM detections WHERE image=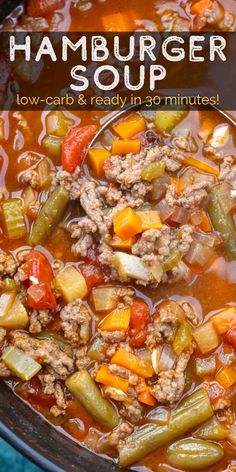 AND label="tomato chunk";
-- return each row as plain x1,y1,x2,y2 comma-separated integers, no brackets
129,300,150,347
80,263,104,291
24,250,56,310
27,0,65,17
62,125,98,173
